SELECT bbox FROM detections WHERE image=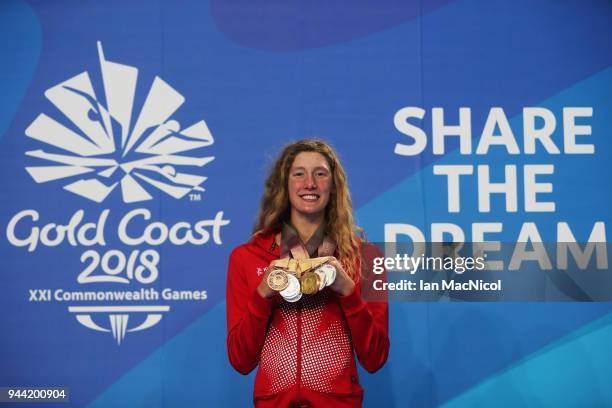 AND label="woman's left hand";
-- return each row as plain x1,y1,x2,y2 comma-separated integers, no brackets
327,257,355,297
